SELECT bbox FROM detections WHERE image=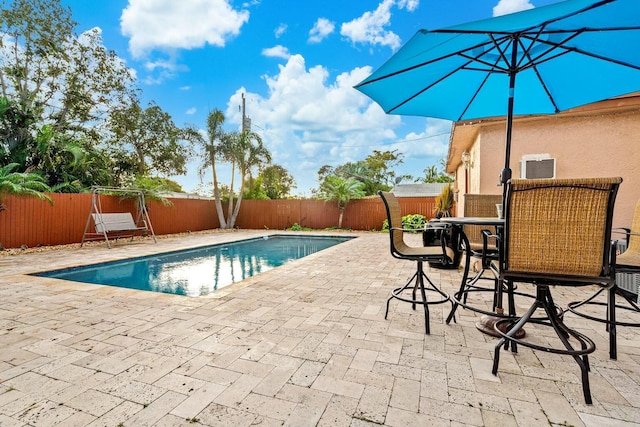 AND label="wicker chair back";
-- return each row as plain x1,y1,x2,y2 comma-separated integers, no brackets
503,177,621,278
